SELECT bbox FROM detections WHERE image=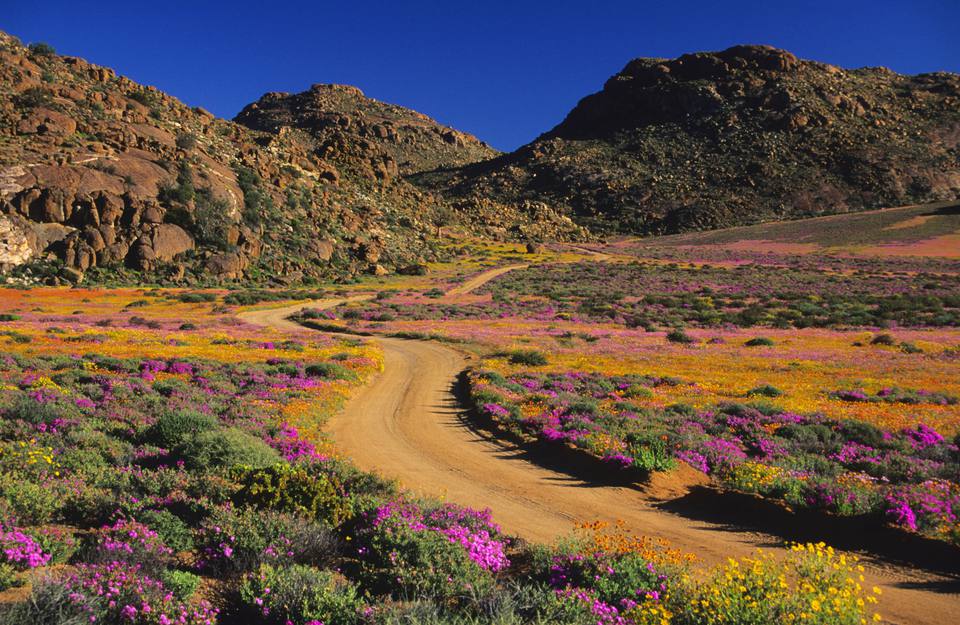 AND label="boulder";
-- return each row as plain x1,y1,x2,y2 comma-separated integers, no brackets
17,108,77,136
205,251,246,279
312,238,335,261
0,215,35,268
148,224,194,261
